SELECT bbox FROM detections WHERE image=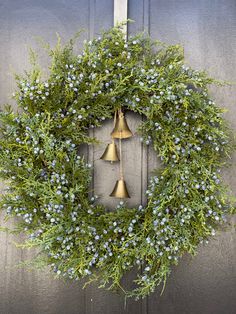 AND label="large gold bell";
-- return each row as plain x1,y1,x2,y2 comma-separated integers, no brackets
100,140,119,162
110,179,130,198
111,112,133,139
